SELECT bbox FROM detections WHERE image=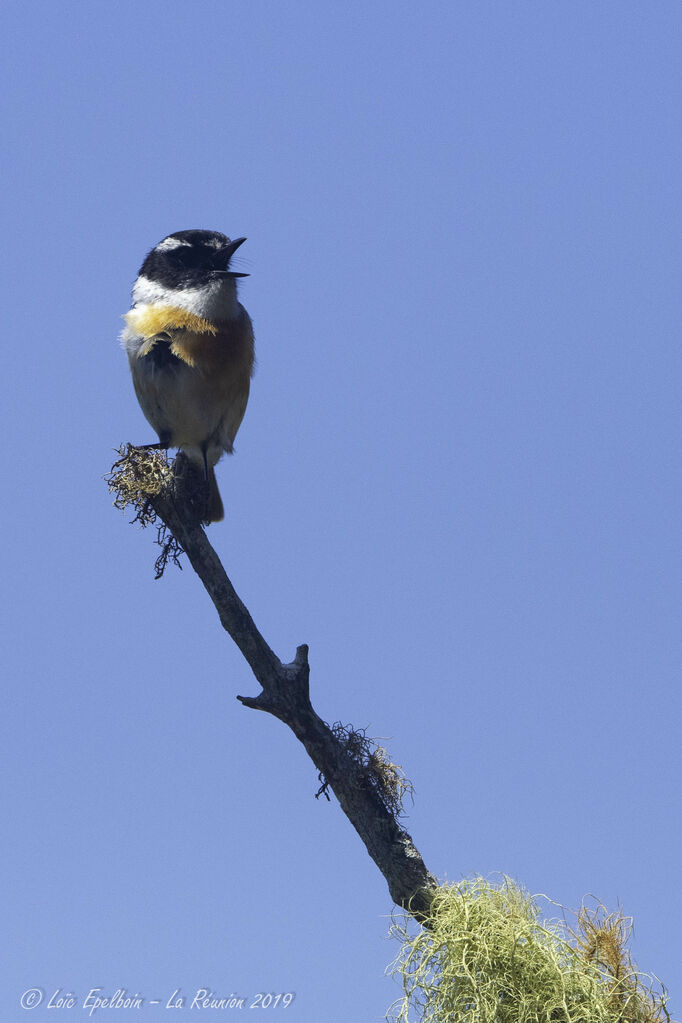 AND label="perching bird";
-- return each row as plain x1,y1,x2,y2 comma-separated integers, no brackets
121,229,254,522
